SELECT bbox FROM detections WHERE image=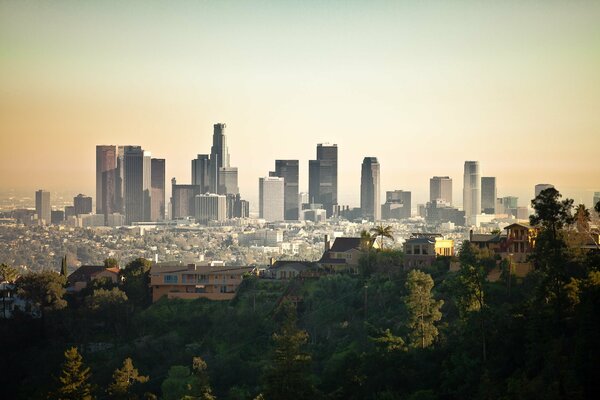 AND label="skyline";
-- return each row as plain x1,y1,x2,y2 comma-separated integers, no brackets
1,1,600,208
